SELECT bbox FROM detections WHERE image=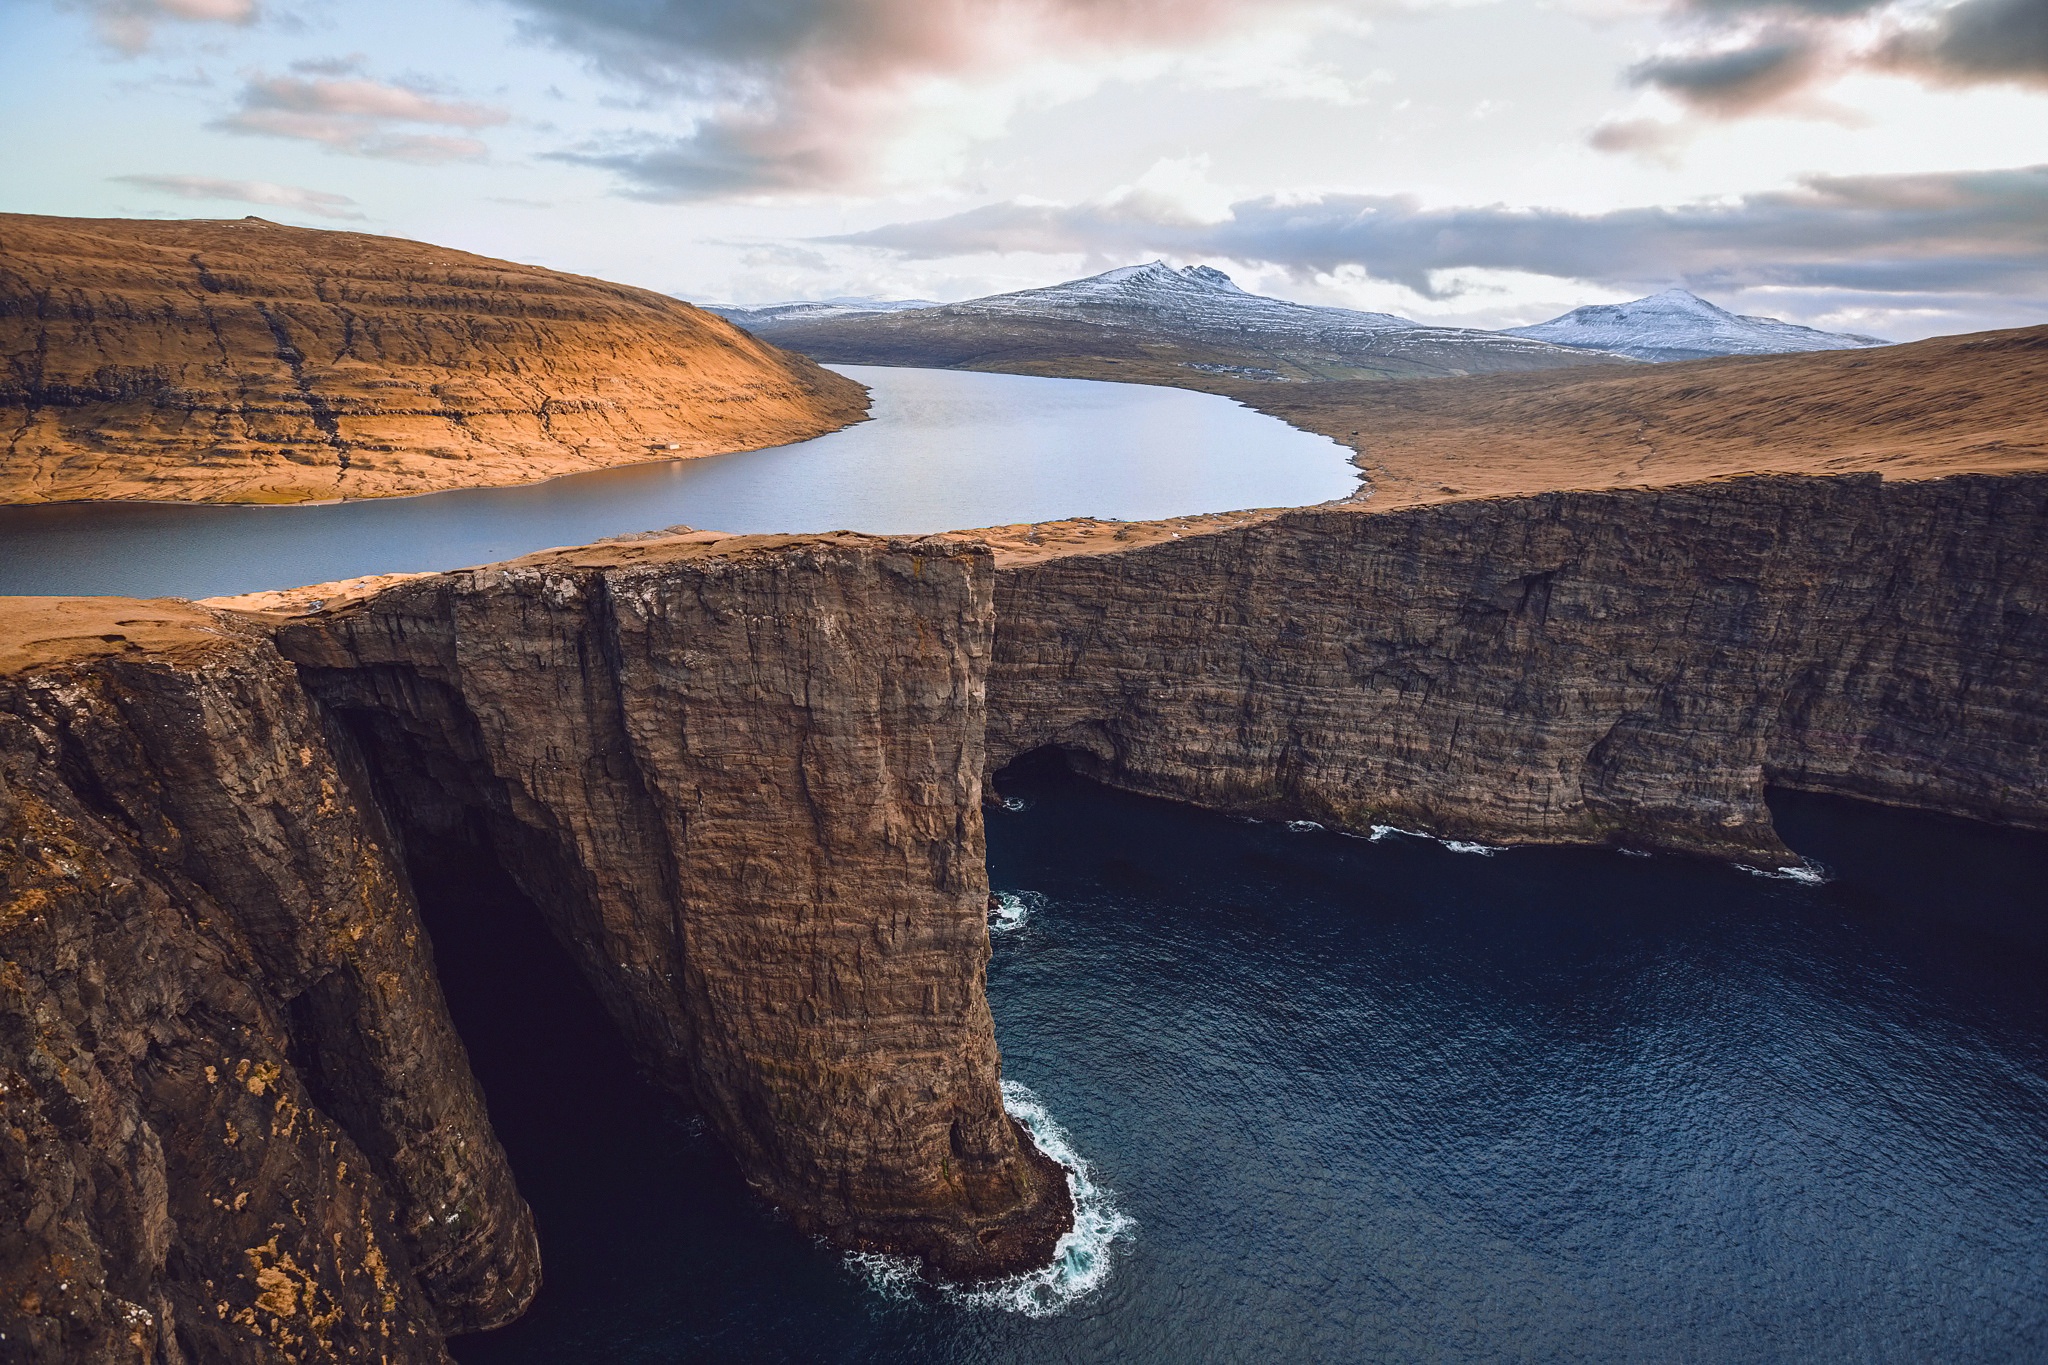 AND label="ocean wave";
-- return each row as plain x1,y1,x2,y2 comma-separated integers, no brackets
1739,859,1830,885
846,1081,1134,1317
1366,824,1504,856
988,890,1043,934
